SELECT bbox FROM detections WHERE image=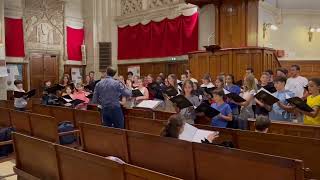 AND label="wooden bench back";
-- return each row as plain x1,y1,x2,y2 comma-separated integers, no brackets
56,145,125,180
248,119,320,139
10,110,32,135
0,100,8,108
124,164,182,180
74,109,101,127
29,113,59,143
79,122,129,162
236,130,320,179
124,108,154,119
0,107,11,127
127,131,196,180
50,106,75,124
13,132,60,180
193,142,303,180
32,104,52,116
126,116,165,135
